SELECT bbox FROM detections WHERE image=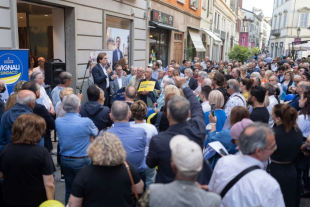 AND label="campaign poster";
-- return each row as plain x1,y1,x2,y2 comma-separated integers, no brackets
89,50,113,78
106,27,130,67
0,49,29,99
